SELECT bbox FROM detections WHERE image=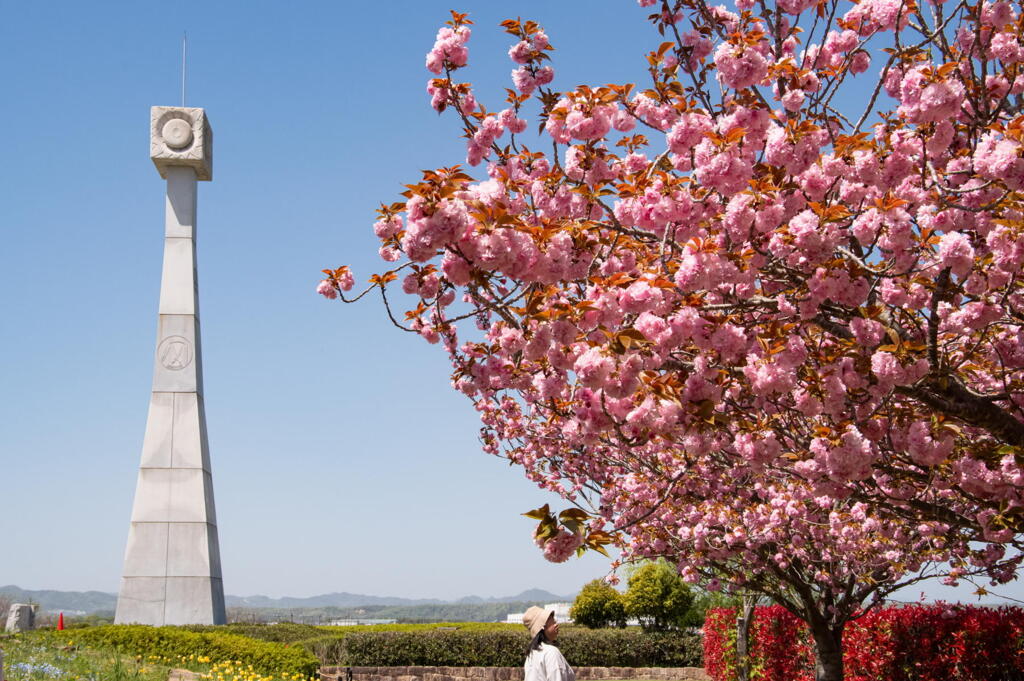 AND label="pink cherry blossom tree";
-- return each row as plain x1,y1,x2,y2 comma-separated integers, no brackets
321,3,1024,679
